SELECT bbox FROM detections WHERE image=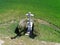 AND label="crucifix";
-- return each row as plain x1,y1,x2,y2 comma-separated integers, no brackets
26,12,34,35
